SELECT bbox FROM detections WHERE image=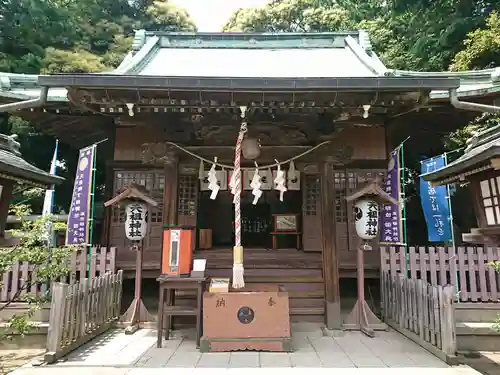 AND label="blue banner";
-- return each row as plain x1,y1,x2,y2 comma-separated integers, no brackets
420,156,452,242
